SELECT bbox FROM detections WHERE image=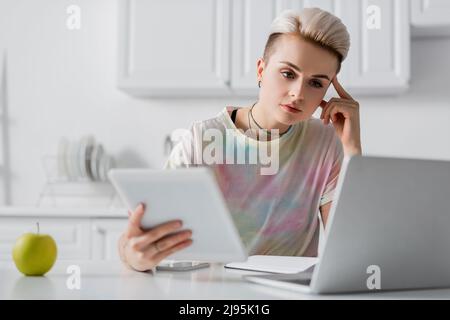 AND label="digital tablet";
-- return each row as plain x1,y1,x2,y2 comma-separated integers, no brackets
108,167,247,263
